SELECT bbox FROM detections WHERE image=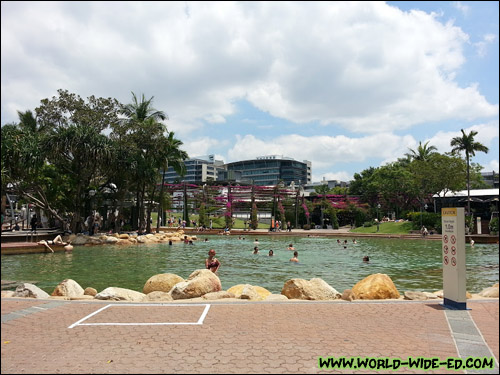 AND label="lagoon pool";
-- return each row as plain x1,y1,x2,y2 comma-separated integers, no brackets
1,235,498,295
